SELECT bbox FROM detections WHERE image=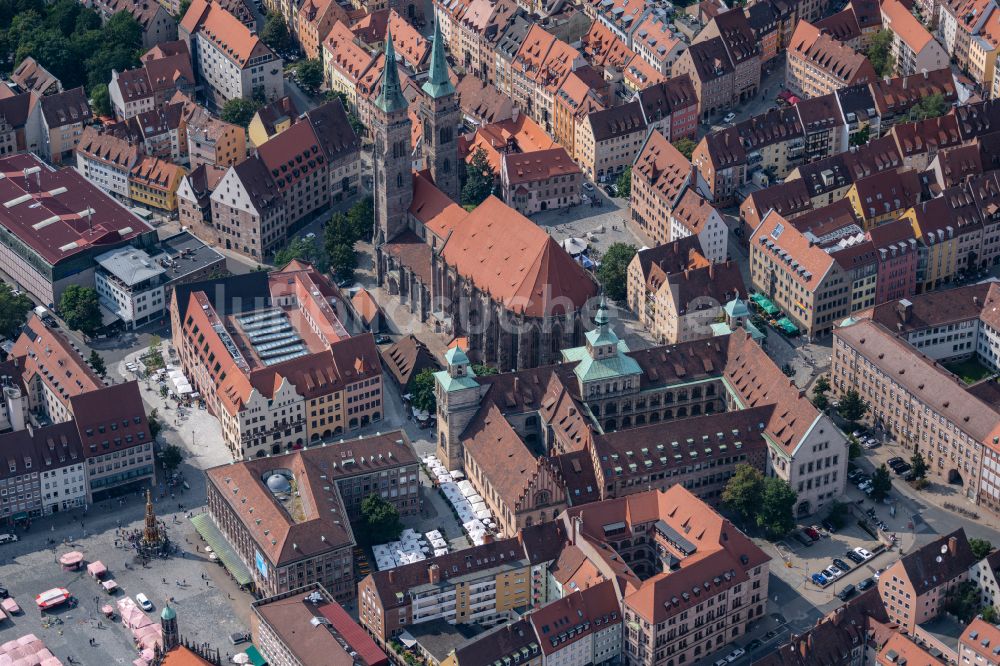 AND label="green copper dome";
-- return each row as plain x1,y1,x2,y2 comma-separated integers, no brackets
374,28,408,114
161,603,176,621
422,21,455,99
